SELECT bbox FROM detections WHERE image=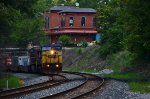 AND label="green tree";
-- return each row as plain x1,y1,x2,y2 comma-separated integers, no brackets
77,0,99,9
97,0,124,56
97,0,150,62
0,2,21,47
0,0,48,47
121,0,150,61
32,0,54,14
10,18,46,47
